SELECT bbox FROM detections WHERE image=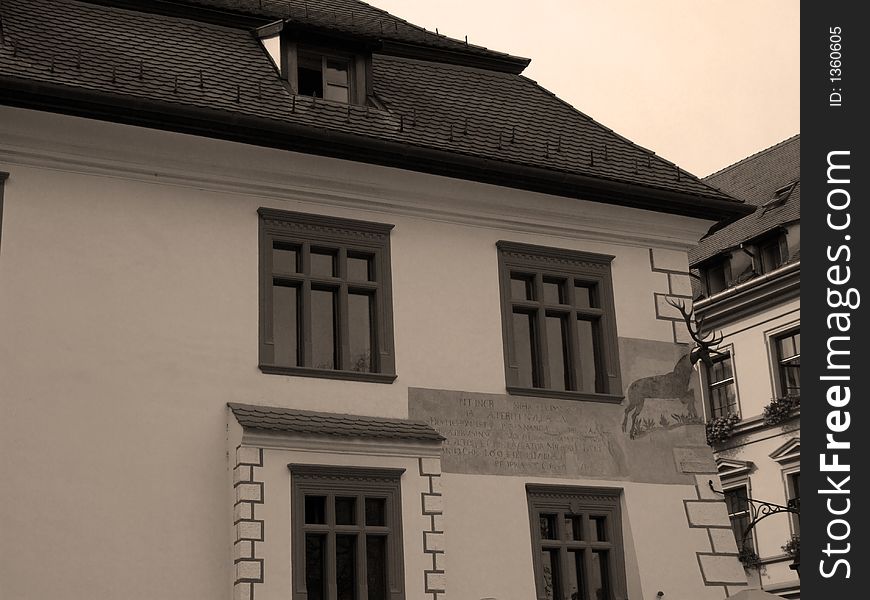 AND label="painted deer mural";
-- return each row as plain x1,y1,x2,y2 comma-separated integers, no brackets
622,299,726,438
